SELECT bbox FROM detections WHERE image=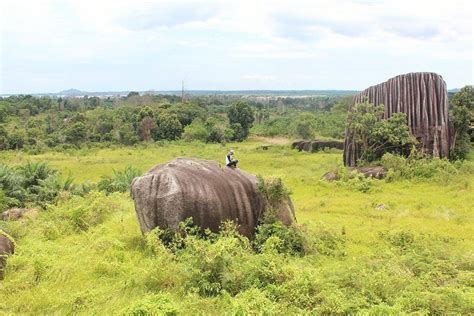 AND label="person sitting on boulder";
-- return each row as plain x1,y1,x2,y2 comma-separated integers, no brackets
226,149,238,168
